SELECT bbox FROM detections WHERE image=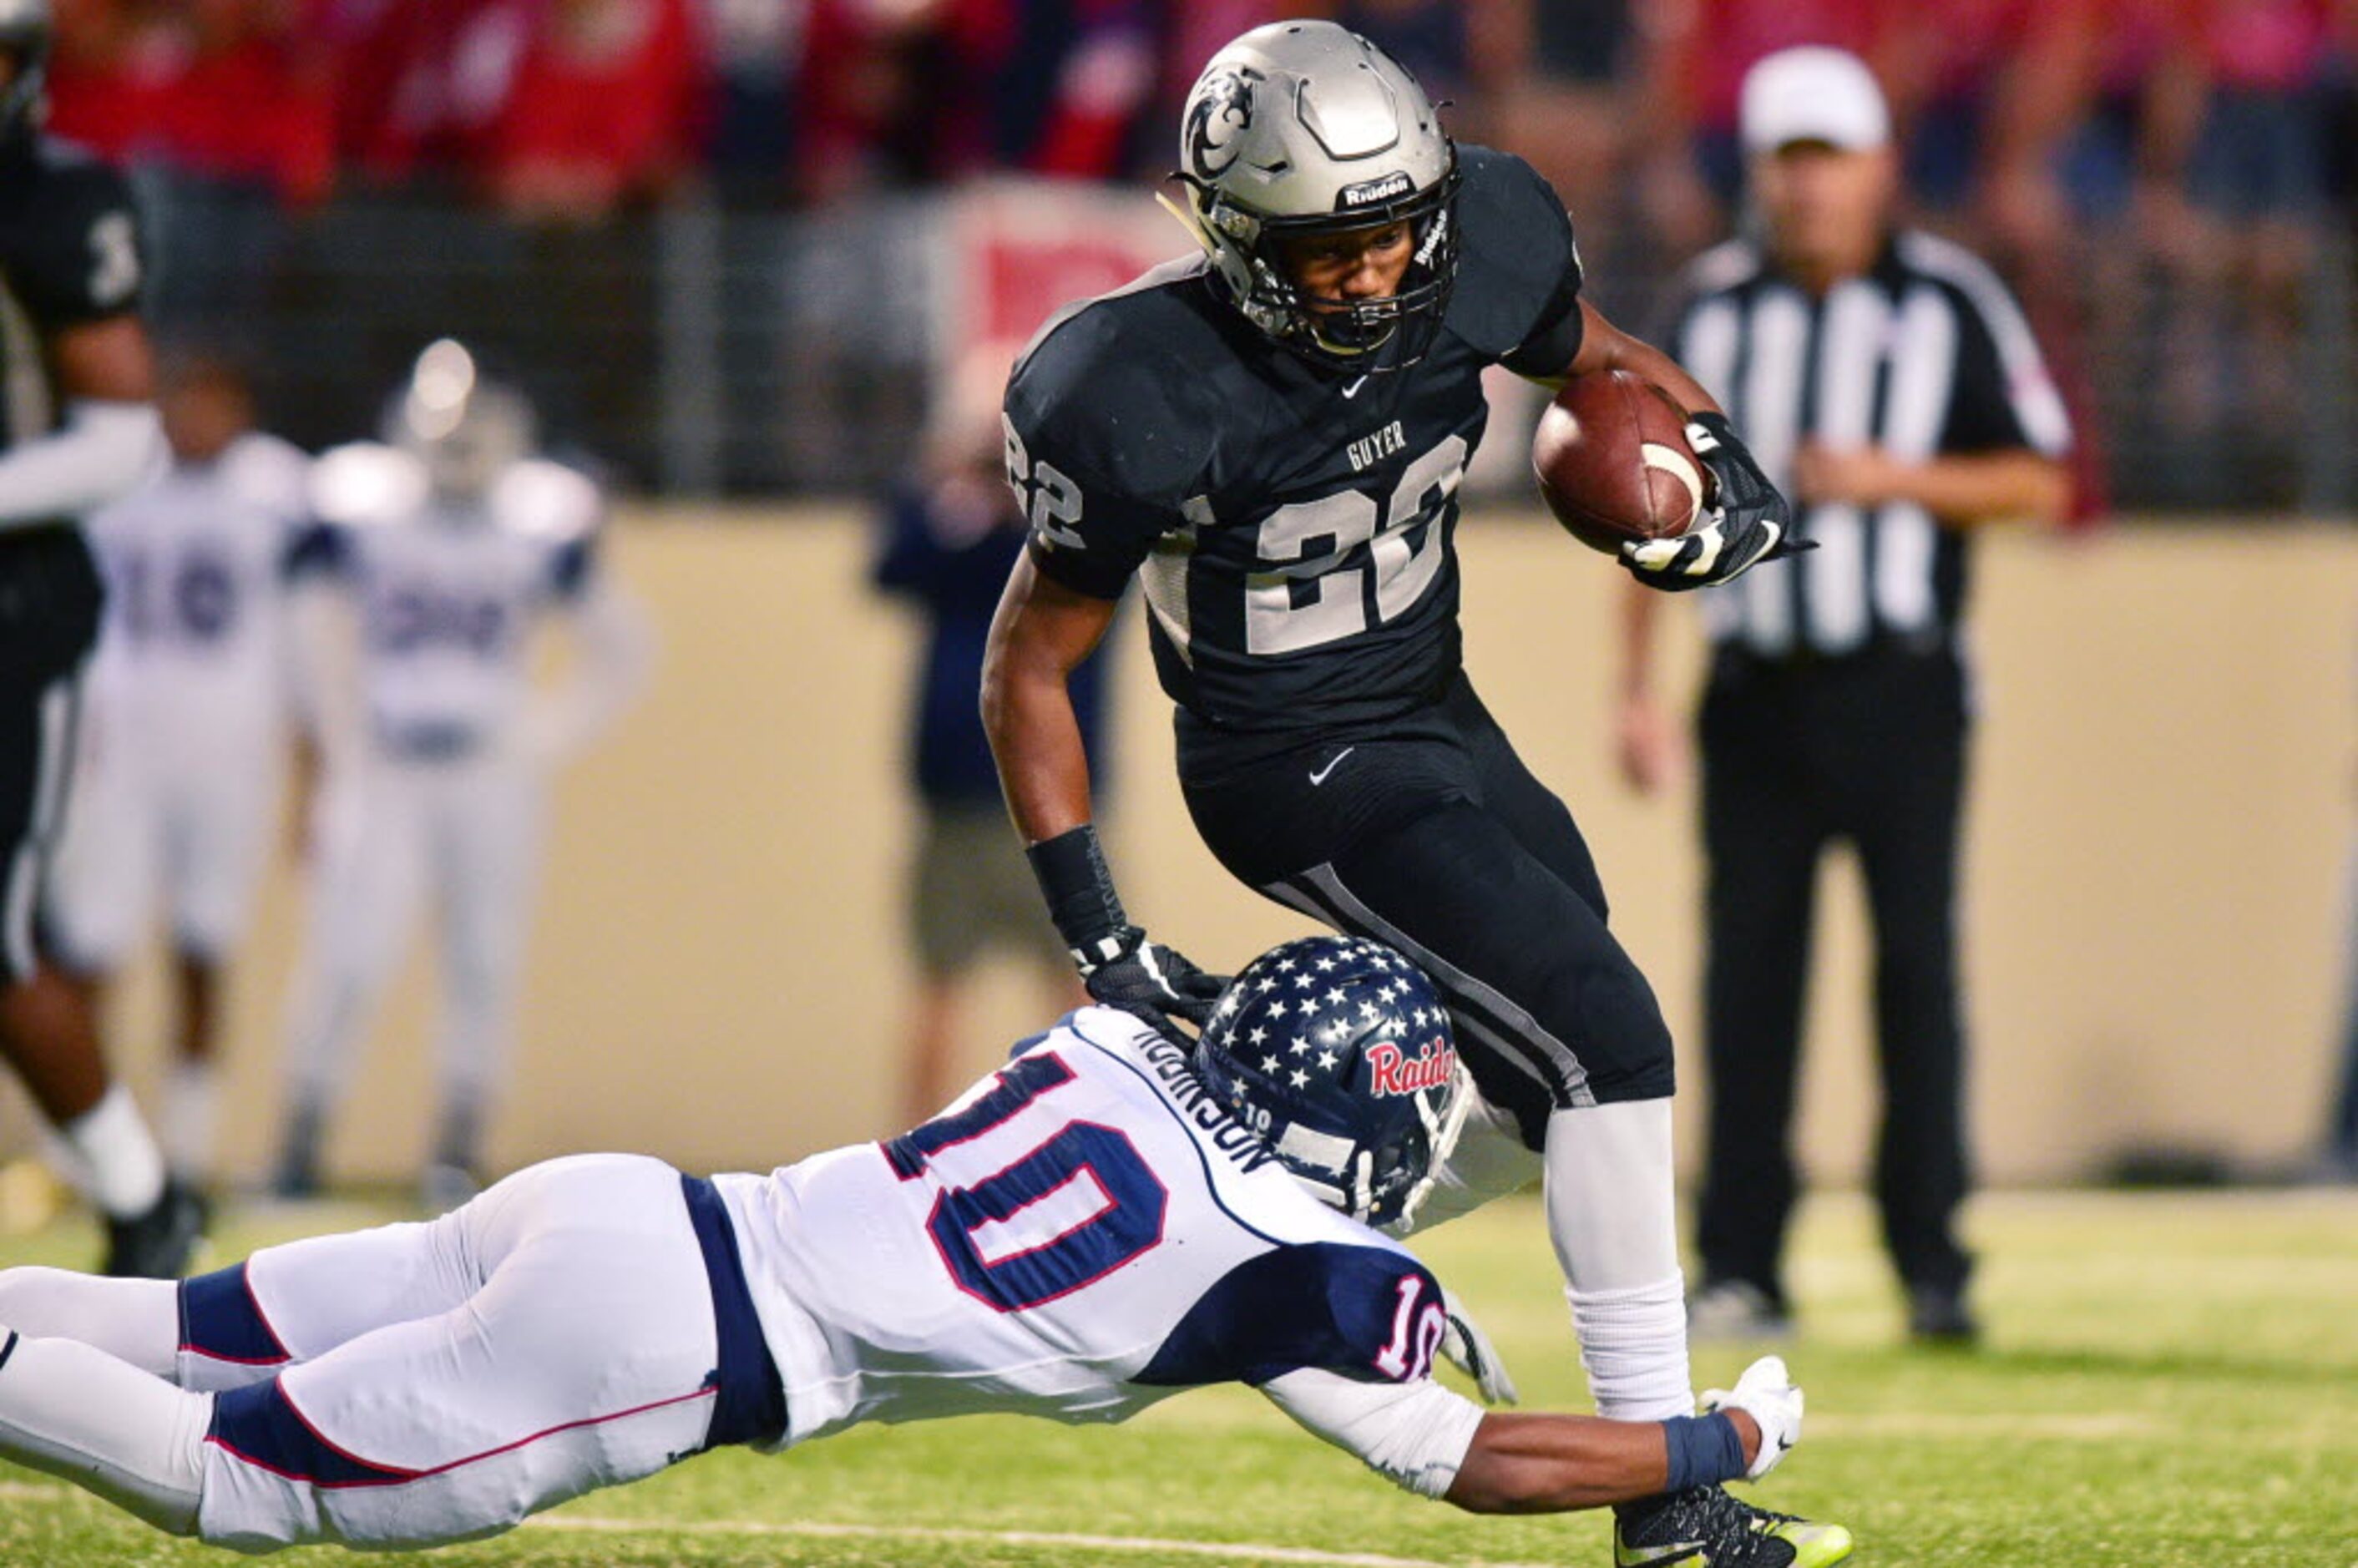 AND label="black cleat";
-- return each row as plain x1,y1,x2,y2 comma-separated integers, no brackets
1614,1484,1854,1567
271,1104,325,1199
1907,1283,1980,1346
103,1176,207,1279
